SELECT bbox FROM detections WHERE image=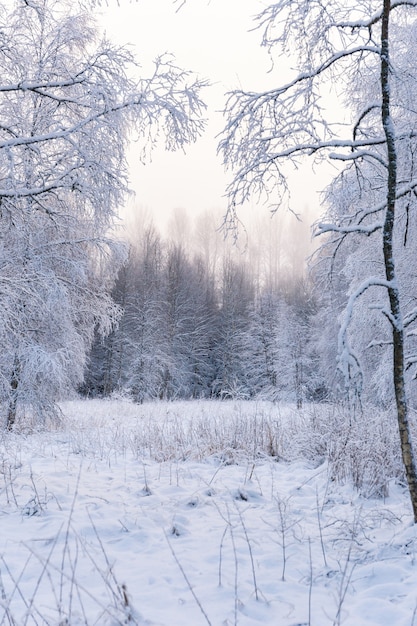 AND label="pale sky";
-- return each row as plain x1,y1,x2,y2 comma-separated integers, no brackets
99,0,326,236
